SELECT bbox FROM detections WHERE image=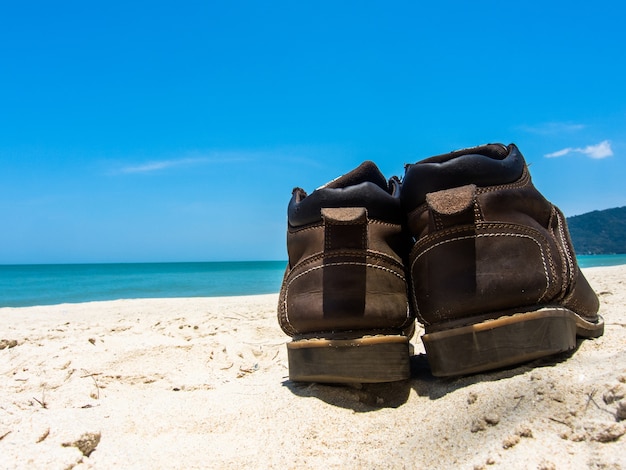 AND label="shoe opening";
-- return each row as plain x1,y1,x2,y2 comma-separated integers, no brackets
322,161,389,192
419,143,509,165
